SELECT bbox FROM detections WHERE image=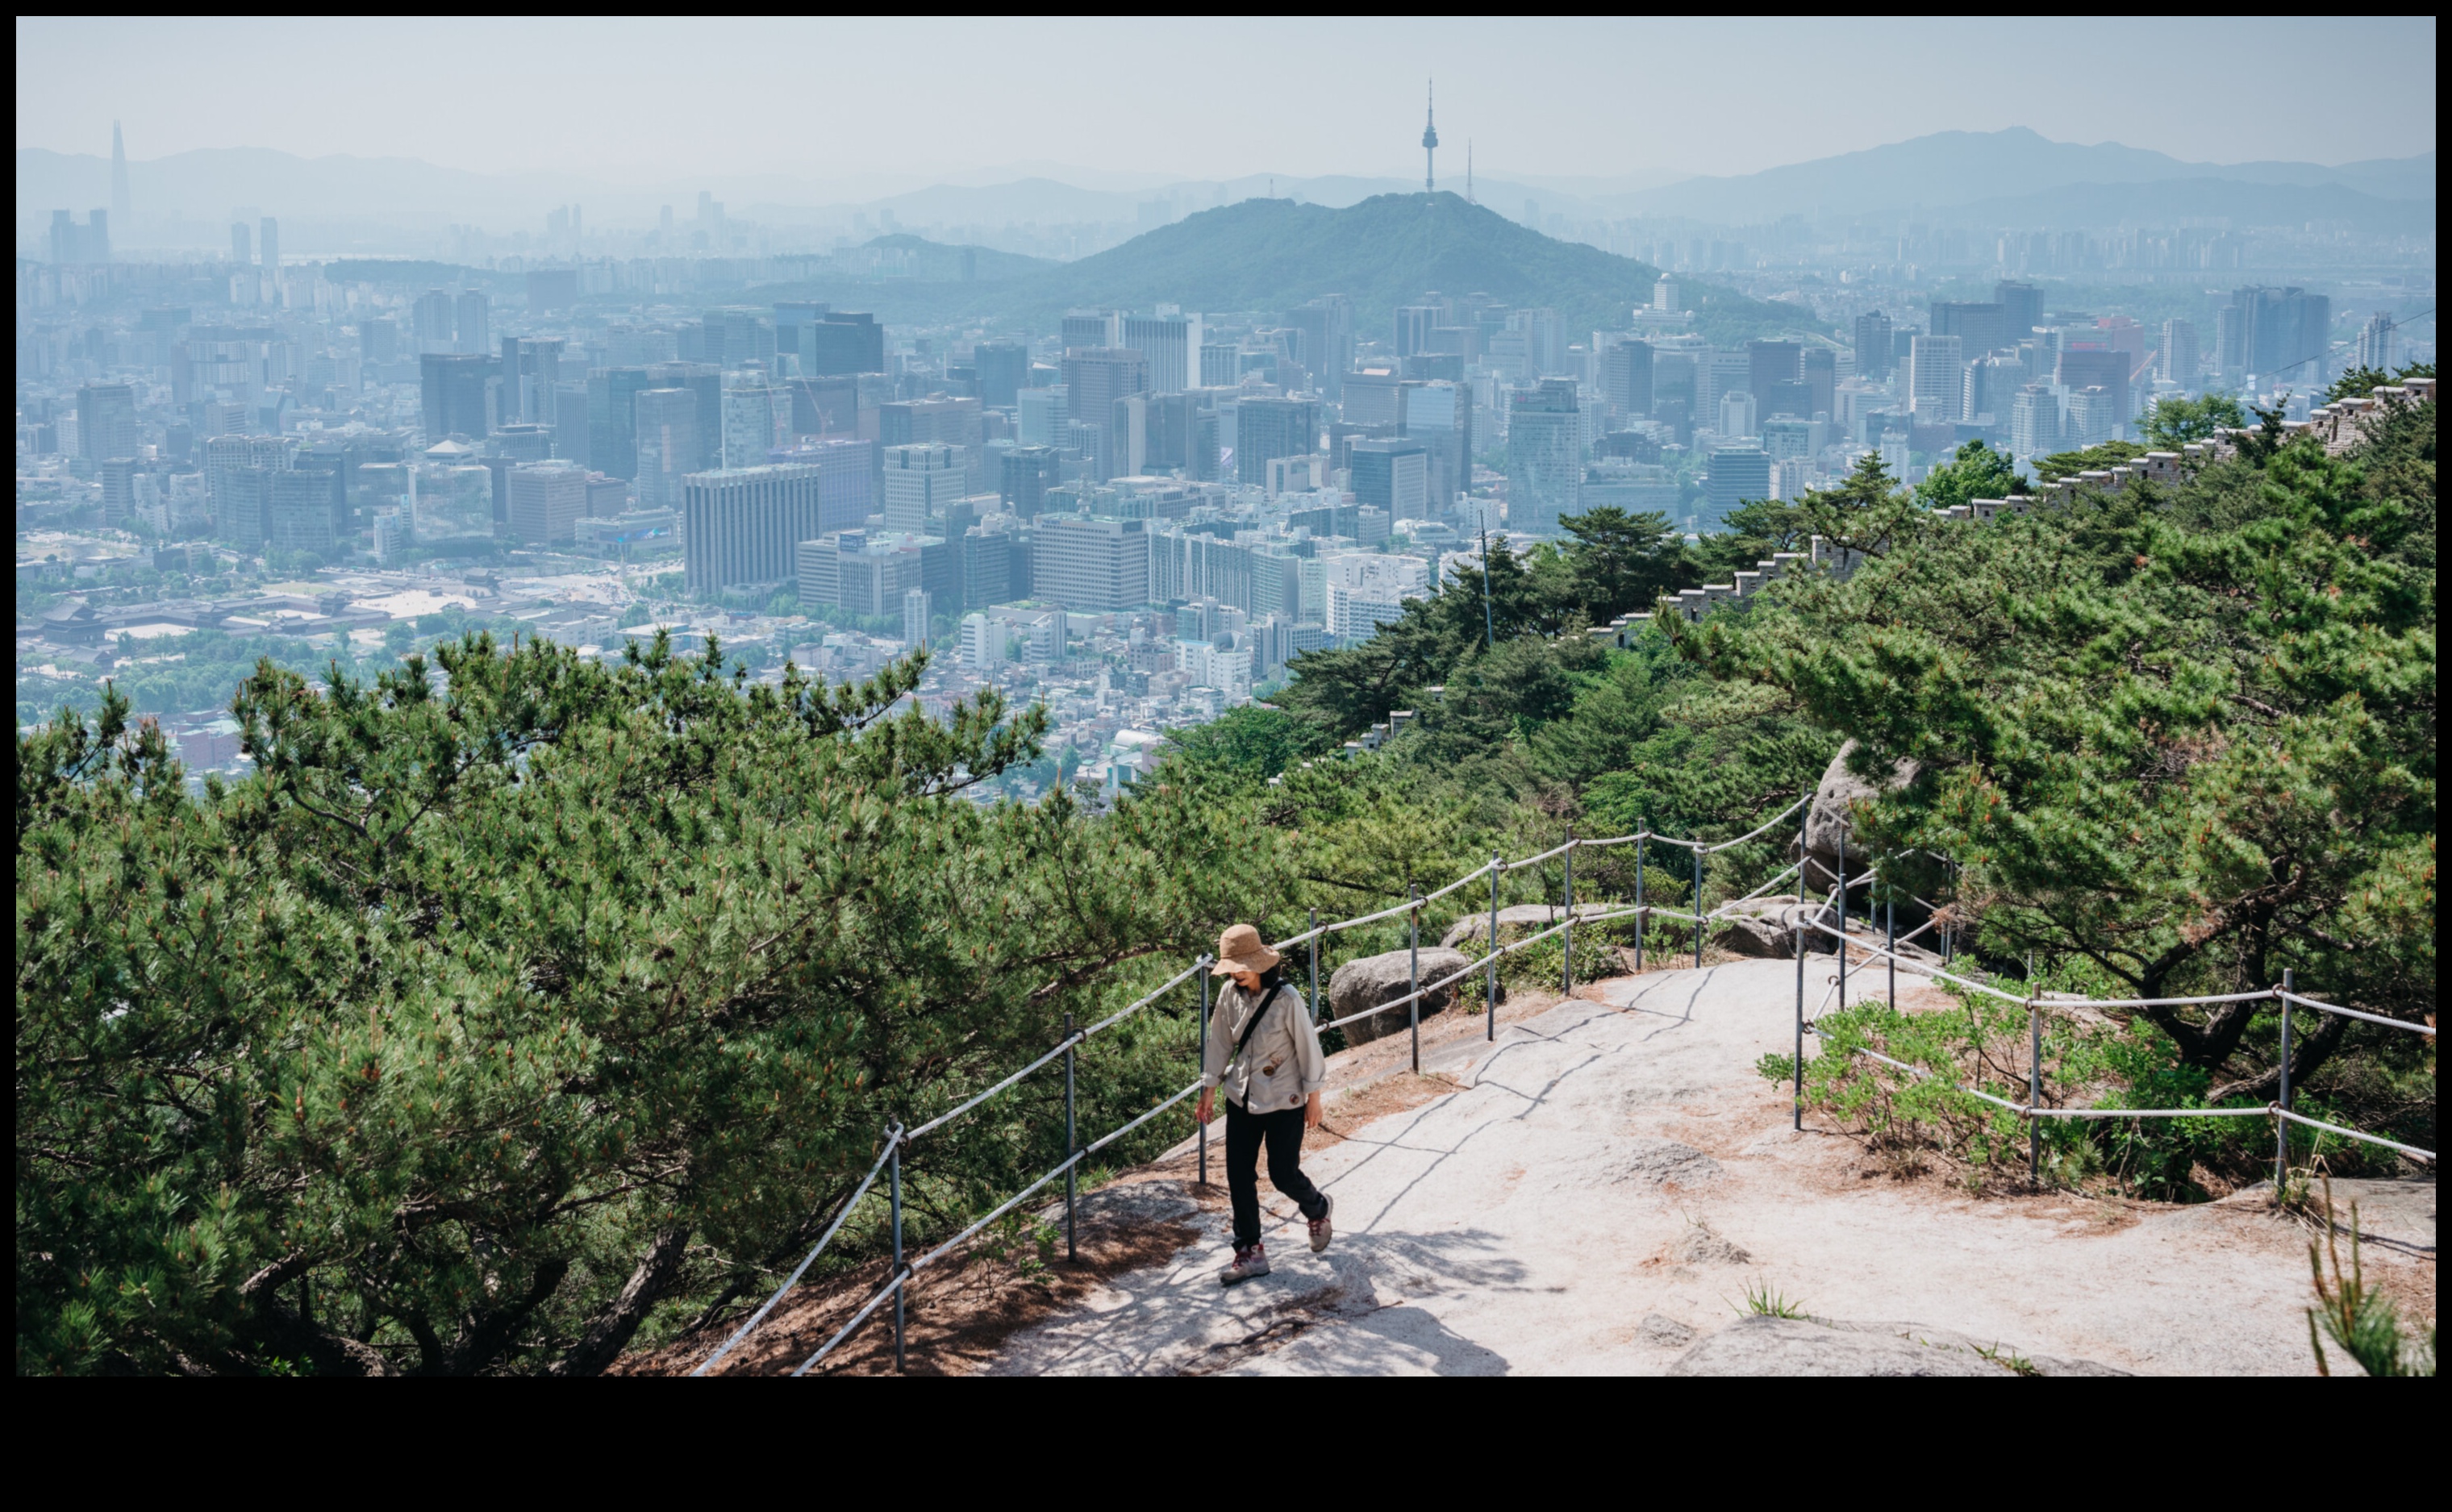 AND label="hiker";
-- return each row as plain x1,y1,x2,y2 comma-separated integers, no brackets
1196,923,1333,1285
